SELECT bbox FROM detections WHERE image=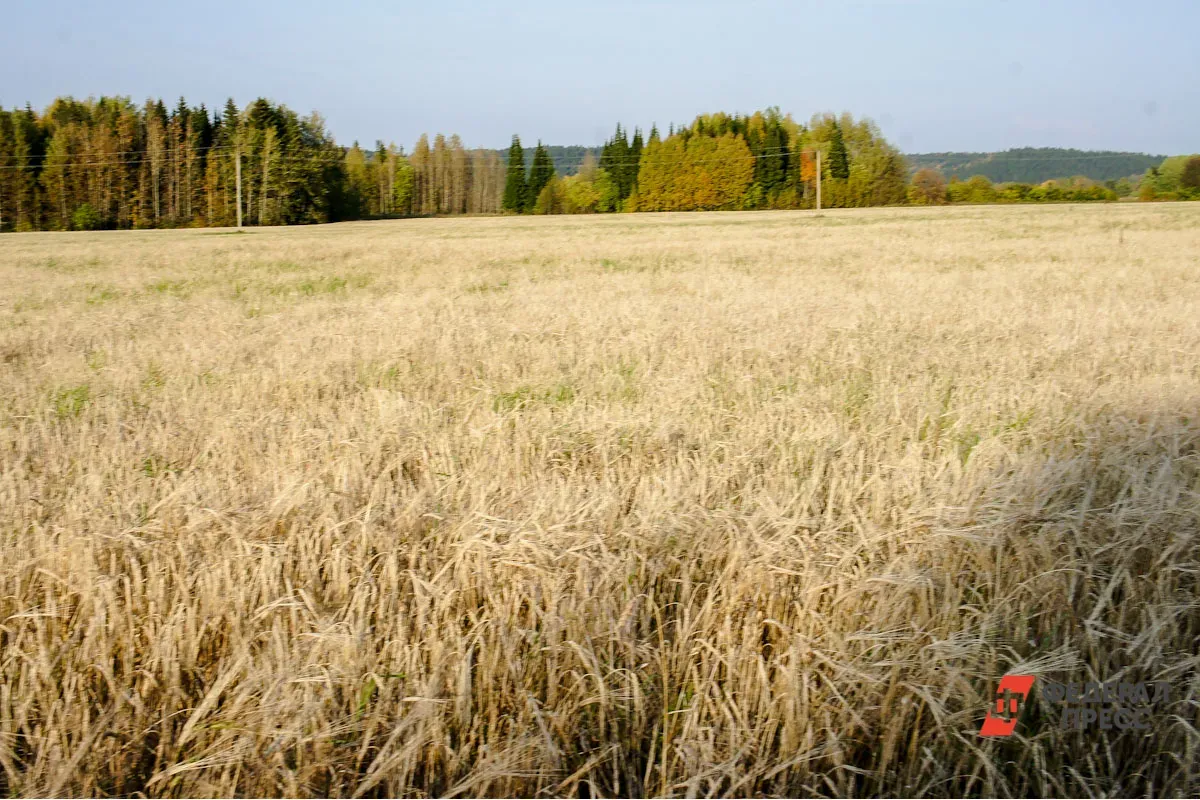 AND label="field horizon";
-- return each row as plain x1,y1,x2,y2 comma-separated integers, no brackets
2,202,1198,796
